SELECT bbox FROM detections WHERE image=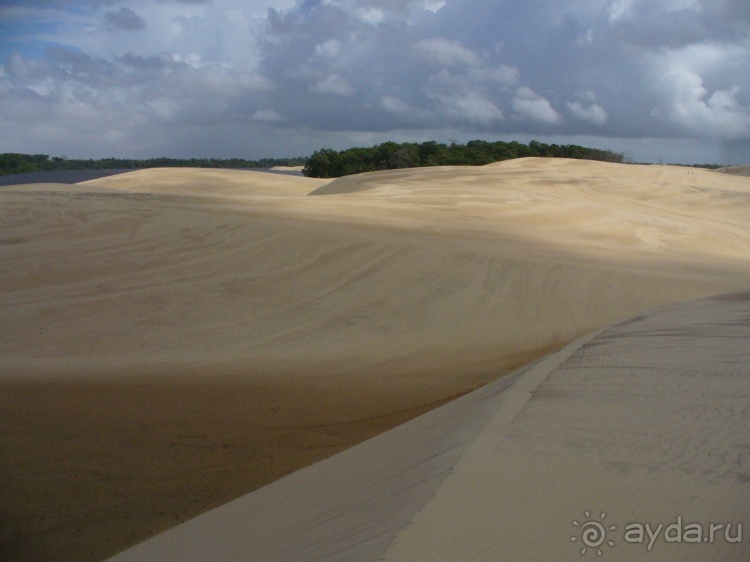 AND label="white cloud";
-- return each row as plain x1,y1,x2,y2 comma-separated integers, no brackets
647,42,750,139
567,101,608,125
450,93,504,123
356,7,385,25
423,0,445,13
170,52,203,68
513,87,562,125
606,0,700,23
424,69,505,125
315,39,342,58
380,95,411,114
661,70,750,139
416,38,481,67
576,28,595,46
606,0,635,22
654,42,740,75
0,65,8,95
319,0,427,25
